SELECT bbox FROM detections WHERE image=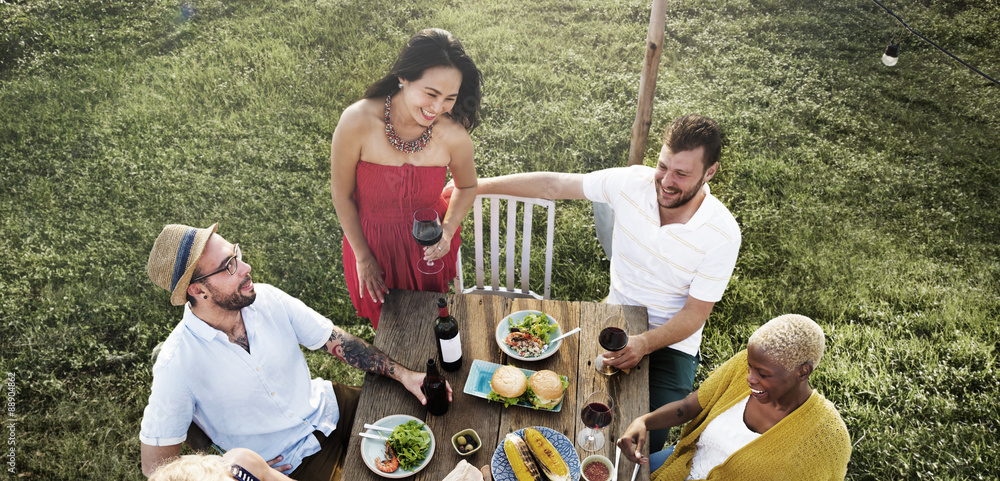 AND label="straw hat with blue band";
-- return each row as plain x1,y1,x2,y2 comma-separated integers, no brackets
147,223,219,306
